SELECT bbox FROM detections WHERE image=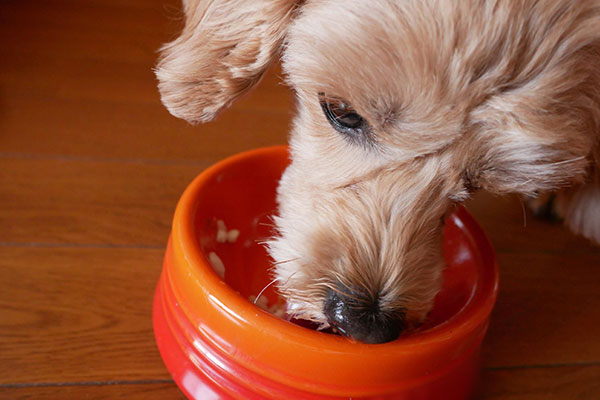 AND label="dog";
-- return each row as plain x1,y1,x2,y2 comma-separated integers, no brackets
156,0,600,343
